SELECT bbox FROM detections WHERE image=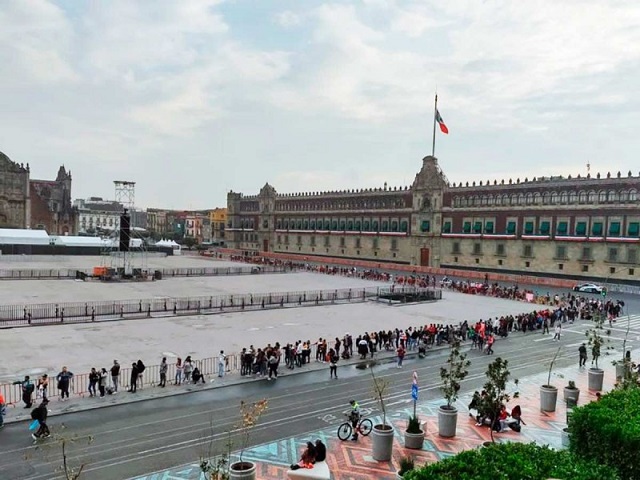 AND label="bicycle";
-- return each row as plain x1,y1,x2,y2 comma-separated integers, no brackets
337,414,373,440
